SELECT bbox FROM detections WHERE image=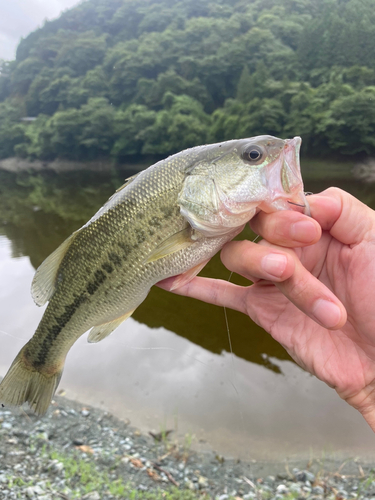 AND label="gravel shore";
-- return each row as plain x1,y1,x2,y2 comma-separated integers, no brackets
0,395,374,499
